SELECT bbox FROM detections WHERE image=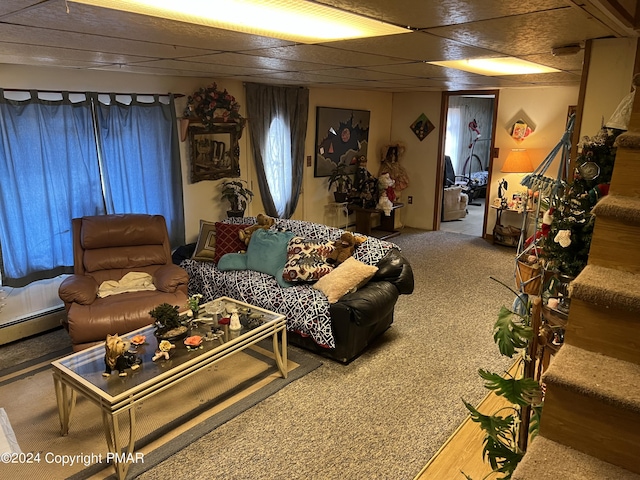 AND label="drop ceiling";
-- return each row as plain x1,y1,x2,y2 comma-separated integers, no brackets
0,0,637,92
